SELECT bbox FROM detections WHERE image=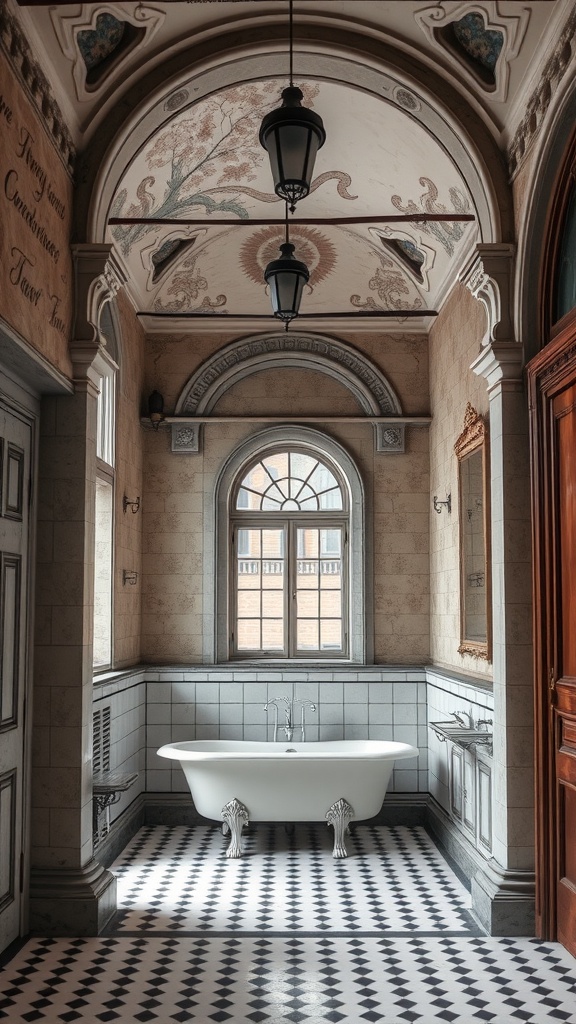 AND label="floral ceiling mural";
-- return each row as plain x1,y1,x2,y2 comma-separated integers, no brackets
107,78,476,325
